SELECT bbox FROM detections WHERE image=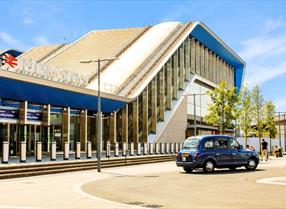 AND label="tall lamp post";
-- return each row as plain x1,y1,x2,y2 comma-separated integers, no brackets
80,57,118,172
